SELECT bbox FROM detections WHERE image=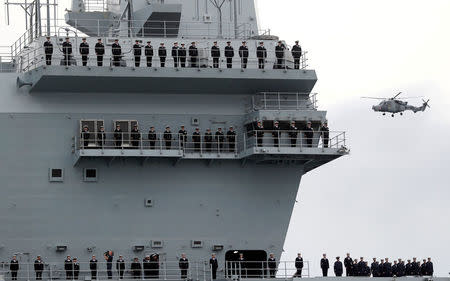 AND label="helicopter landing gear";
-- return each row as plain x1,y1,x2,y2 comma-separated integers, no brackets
392,114,395,117
383,113,386,116
400,112,403,116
